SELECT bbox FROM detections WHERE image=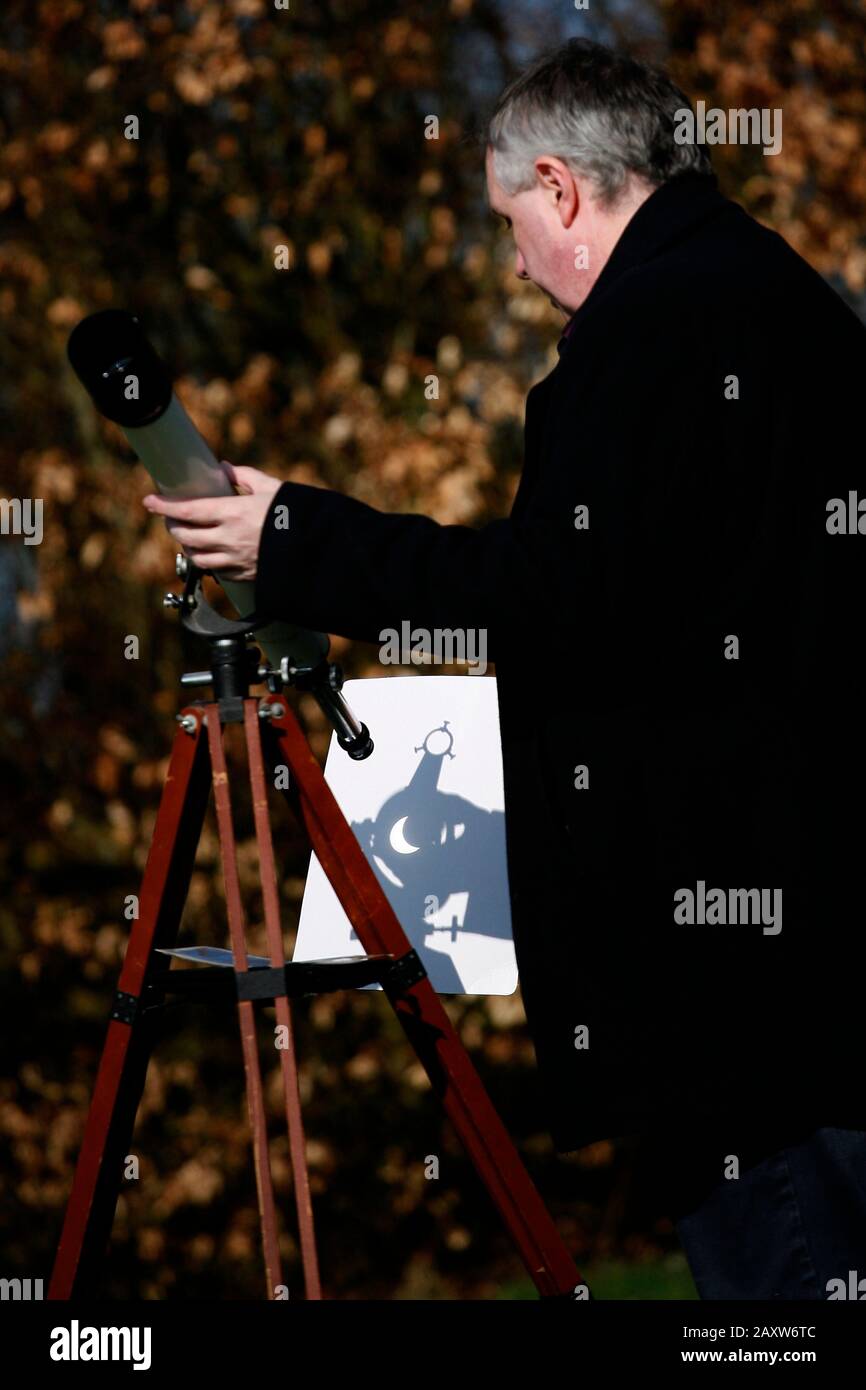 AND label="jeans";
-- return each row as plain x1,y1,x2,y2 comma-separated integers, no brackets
661,1122,866,1299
